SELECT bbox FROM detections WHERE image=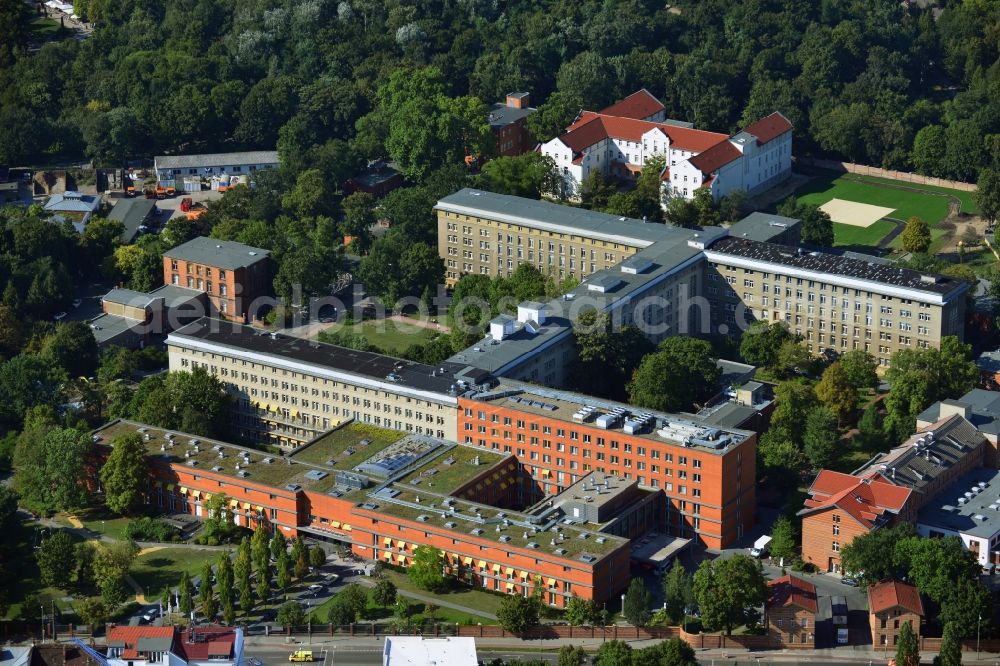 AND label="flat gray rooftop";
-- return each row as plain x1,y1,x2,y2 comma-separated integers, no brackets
435,188,677,247
163,237,270,270
918,467,1000,539
727,211,800,243
155,151,279,170
446,225,724,374
917,389,1000,438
